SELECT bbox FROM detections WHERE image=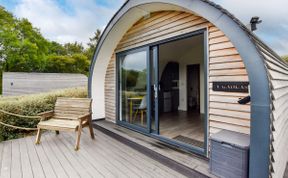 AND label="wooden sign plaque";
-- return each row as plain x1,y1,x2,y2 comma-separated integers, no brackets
212,82,249,93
